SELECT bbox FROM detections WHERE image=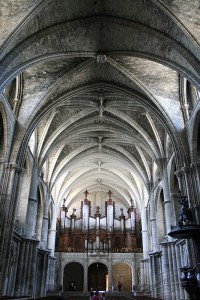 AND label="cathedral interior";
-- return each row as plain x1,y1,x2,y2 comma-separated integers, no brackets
0,1,200,299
